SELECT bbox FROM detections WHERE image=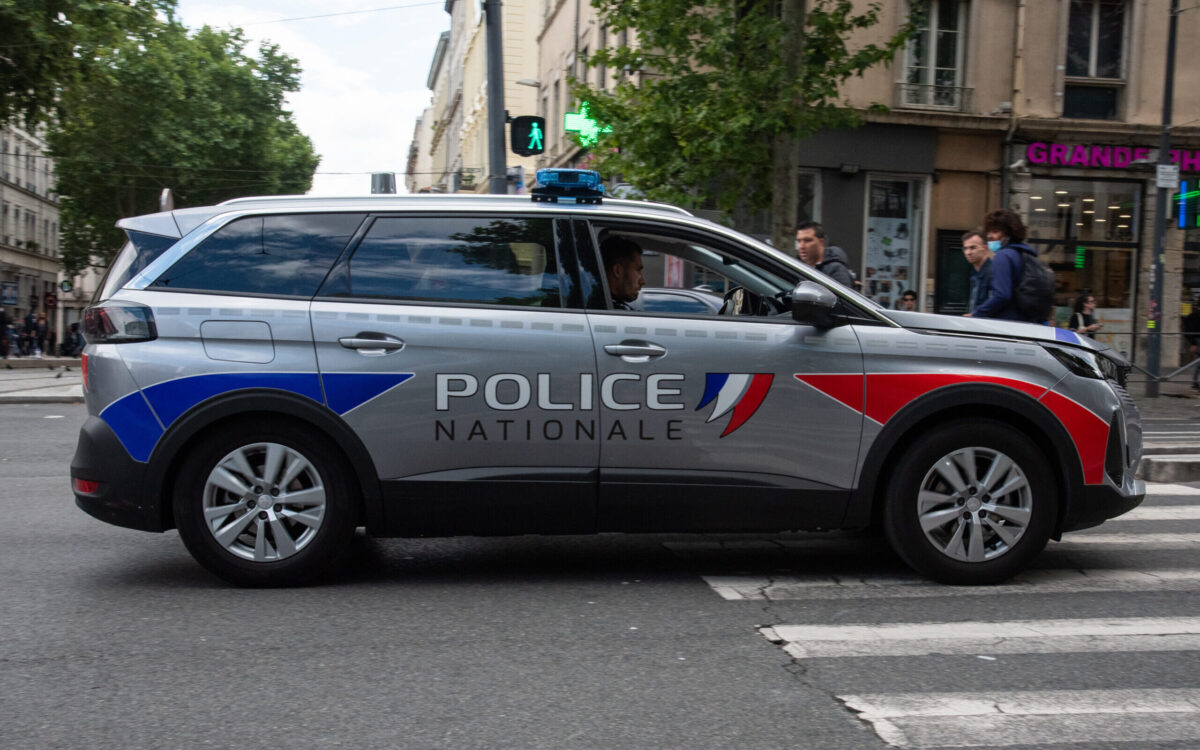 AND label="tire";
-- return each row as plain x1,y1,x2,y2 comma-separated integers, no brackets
883,419,1057,585
173,420,356,587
